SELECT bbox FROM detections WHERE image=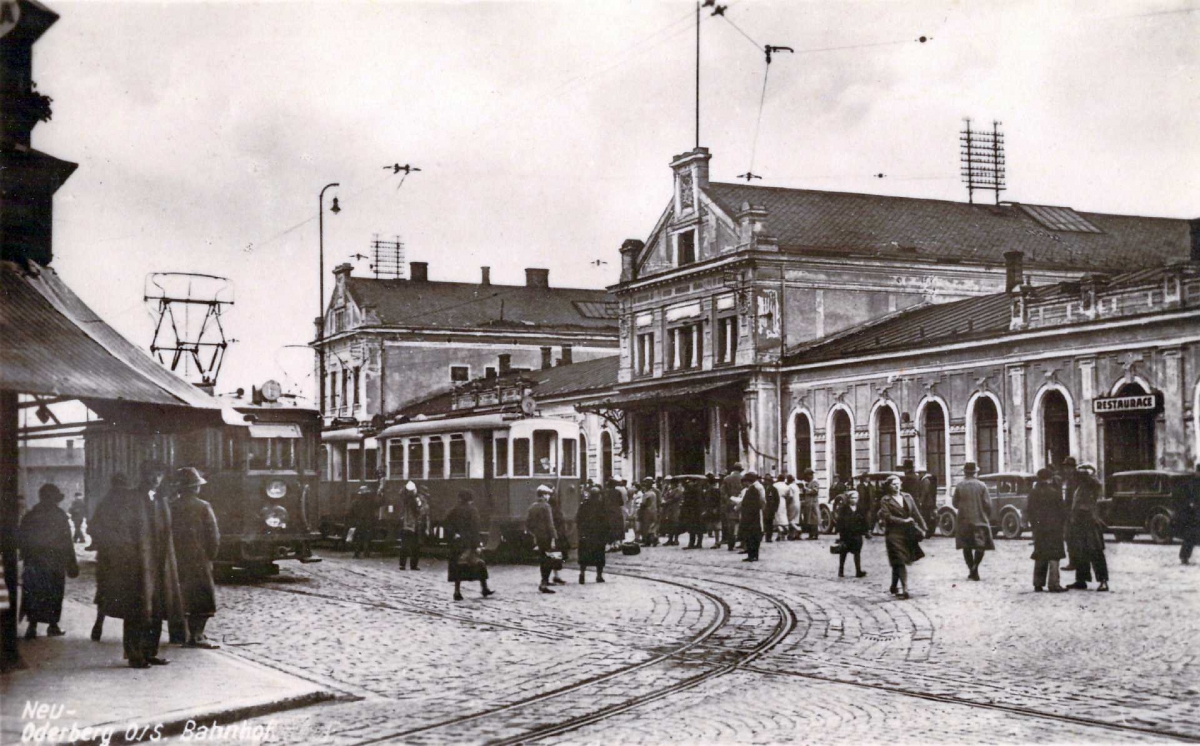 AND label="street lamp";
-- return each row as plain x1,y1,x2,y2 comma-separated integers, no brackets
318,182,340,415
